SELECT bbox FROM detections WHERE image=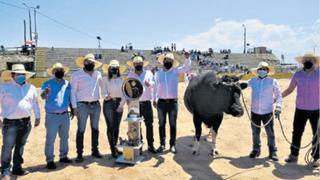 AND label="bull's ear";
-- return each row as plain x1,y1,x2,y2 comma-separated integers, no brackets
240,82,248,90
